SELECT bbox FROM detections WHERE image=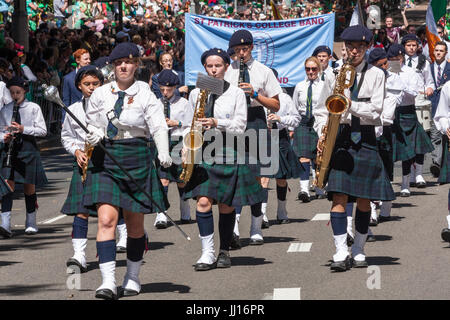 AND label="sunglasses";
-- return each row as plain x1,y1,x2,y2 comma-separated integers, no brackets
305,67,318,72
